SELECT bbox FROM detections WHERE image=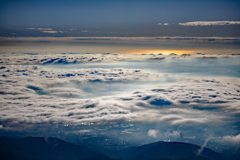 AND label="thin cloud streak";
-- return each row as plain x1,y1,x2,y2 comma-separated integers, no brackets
41,31,64,33
179,21,240,26
26,28,53,30
158,23,169,25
